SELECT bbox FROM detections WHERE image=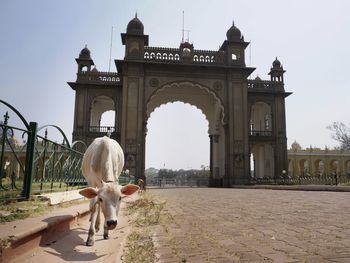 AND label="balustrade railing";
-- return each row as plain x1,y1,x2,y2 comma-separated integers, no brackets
247,79,274,89
144,46,226,65
77,71,121,84
147,177,209,188
89,126,115,133
250,130,272,136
